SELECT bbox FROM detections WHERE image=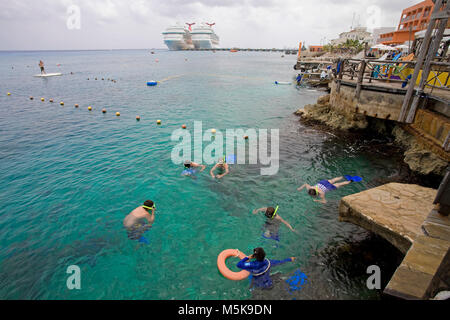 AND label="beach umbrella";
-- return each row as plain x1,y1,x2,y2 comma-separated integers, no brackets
371,44,392,51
